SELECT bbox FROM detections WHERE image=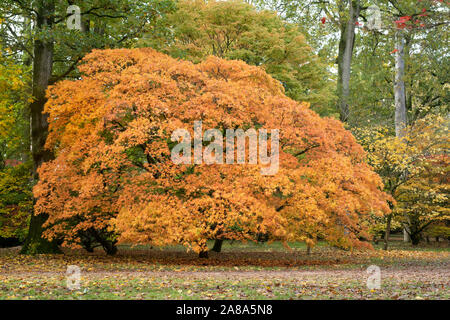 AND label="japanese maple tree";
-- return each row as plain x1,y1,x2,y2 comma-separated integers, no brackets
35,48,390,255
